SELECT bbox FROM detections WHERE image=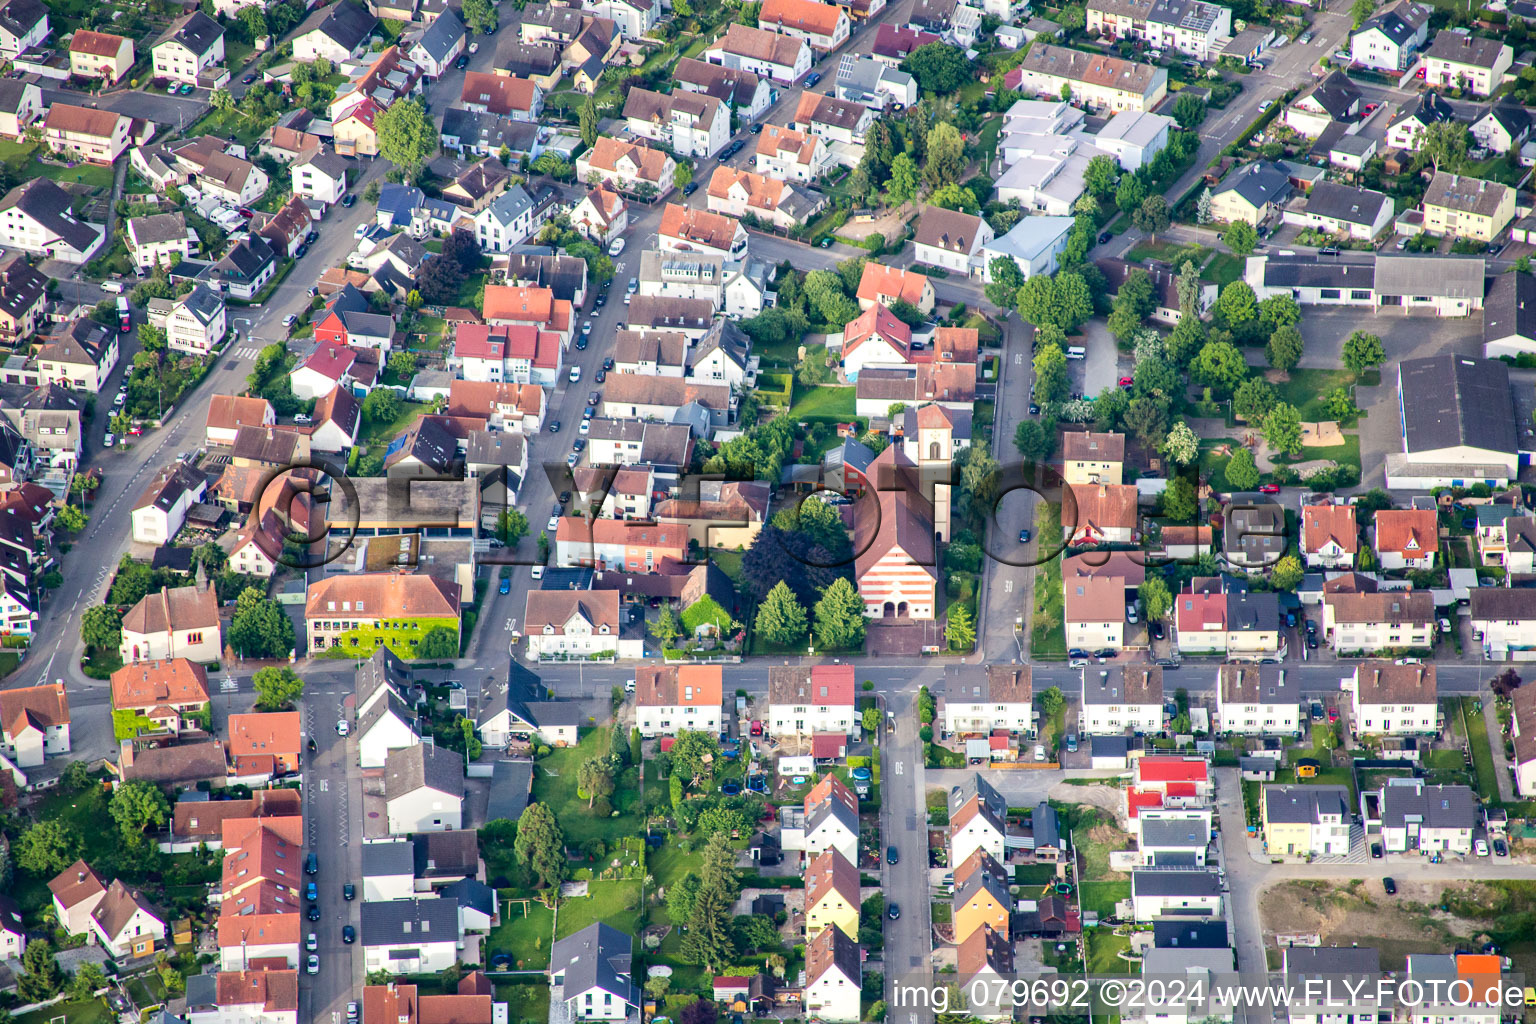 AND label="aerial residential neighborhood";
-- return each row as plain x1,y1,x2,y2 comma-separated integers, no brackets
0,0,1527,1018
